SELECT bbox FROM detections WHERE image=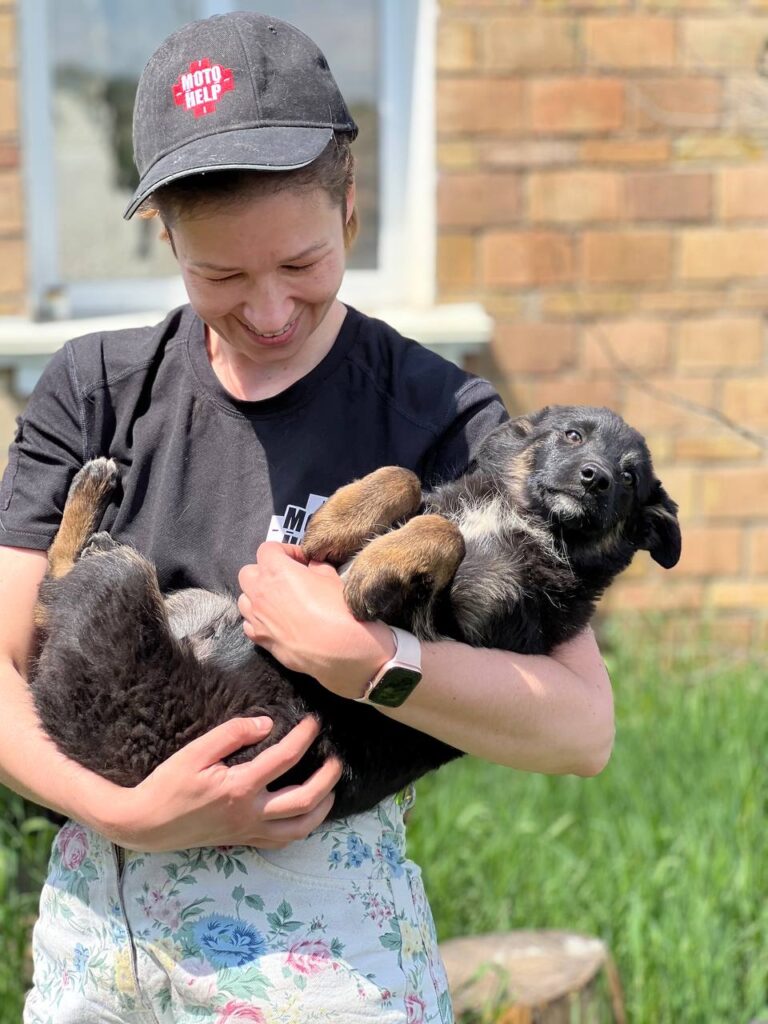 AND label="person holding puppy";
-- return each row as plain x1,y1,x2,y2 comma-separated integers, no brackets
0,12,614,1022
